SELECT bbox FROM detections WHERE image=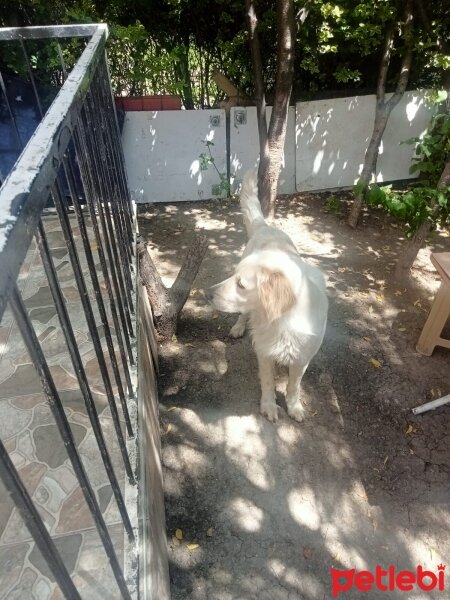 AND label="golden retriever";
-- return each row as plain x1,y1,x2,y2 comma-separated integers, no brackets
206,170,328,422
